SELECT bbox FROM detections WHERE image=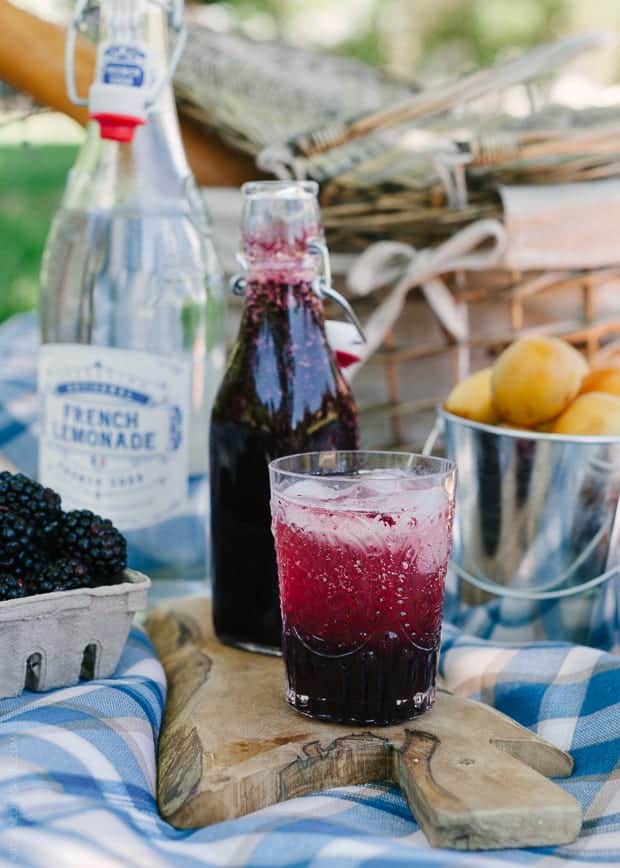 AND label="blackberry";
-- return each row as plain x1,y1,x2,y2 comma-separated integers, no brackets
34,558,93,594
0,574,27,601
0,473,61,543
12,549,46,581
58,510,127,578
0,511,36,578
